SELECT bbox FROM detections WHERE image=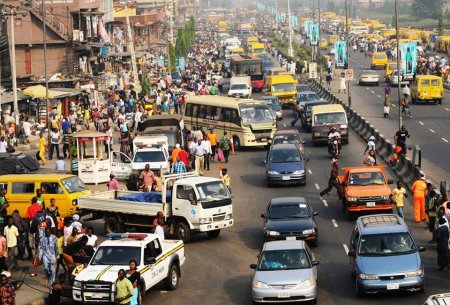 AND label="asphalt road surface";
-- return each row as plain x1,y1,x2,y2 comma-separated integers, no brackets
324,45,450,183
83,94,450,305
